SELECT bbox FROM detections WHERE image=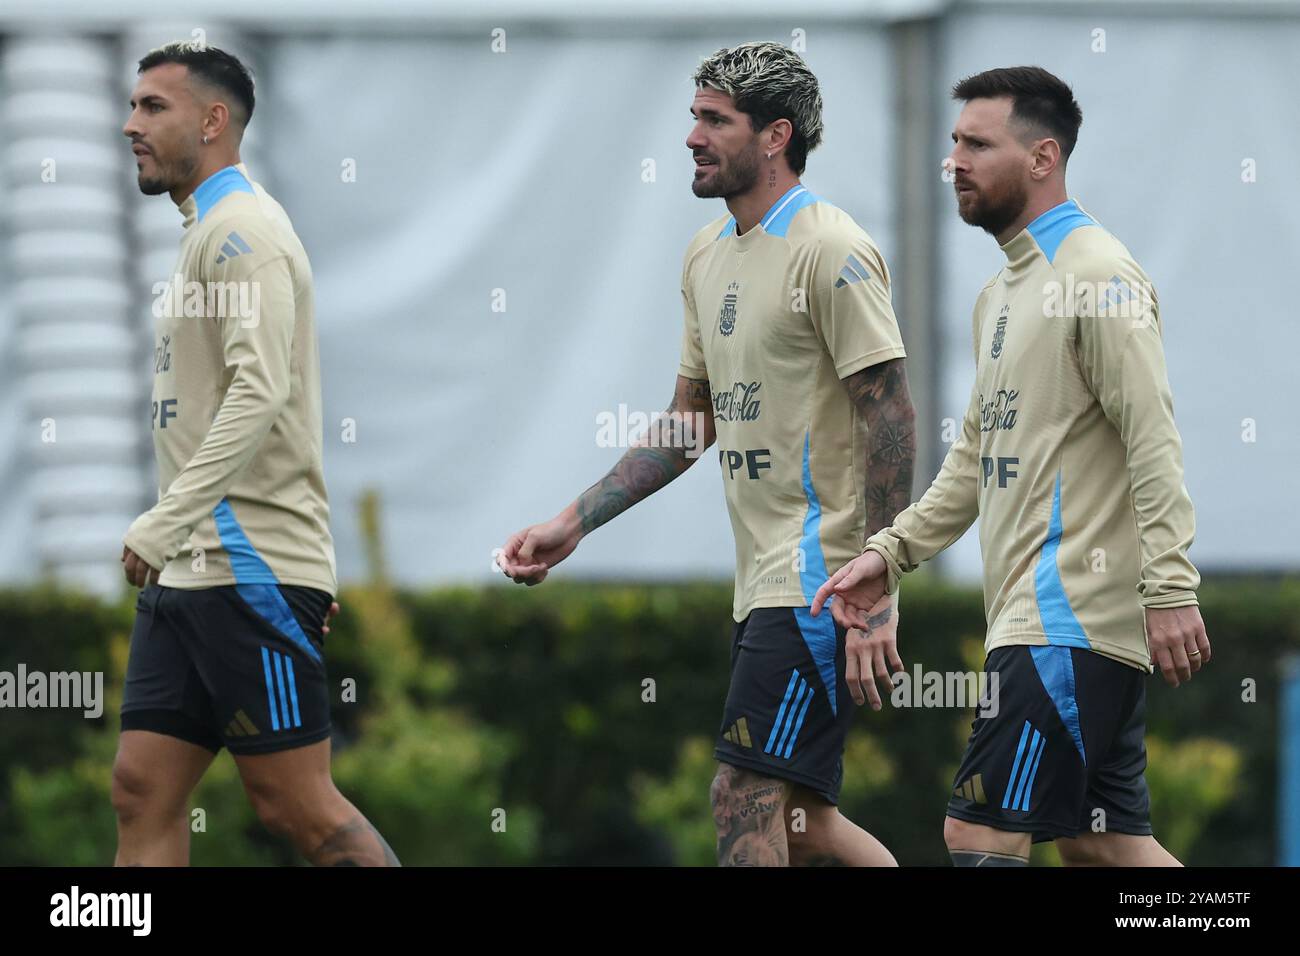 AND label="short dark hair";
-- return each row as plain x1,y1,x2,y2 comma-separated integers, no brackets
138,42,255,127
952,66,1082,162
